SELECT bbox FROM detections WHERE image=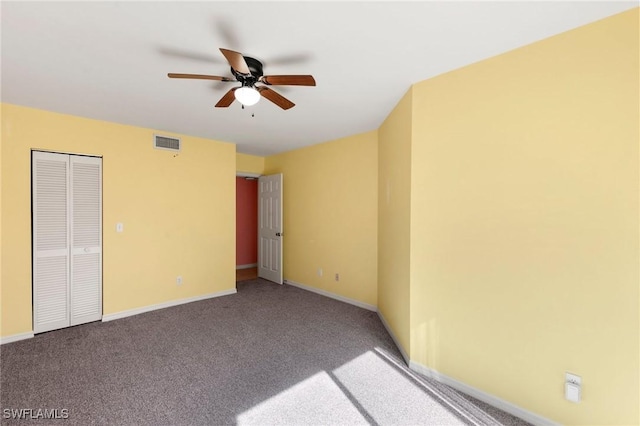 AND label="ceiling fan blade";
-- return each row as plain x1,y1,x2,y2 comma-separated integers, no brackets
168,73,234,81
219,48,251,75
260,75,316,86
215,88,238,107
257,86,295,110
